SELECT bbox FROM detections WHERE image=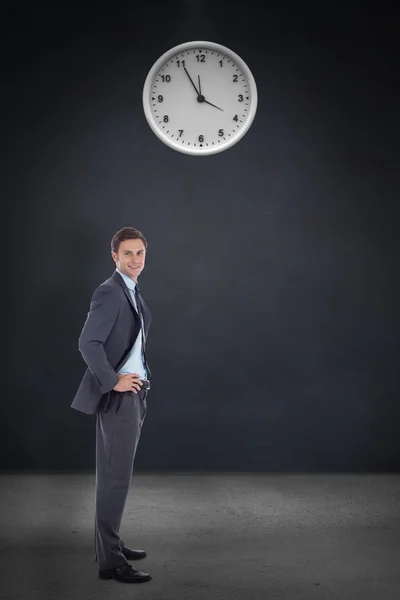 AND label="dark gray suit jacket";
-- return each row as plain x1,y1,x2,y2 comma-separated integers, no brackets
71,271,151,415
